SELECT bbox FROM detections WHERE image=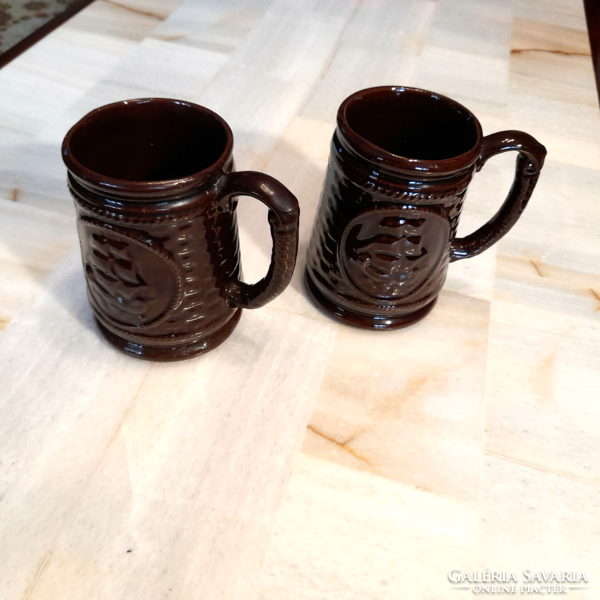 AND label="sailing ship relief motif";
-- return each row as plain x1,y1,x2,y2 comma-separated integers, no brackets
78,217,183,331
340,207,450,301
